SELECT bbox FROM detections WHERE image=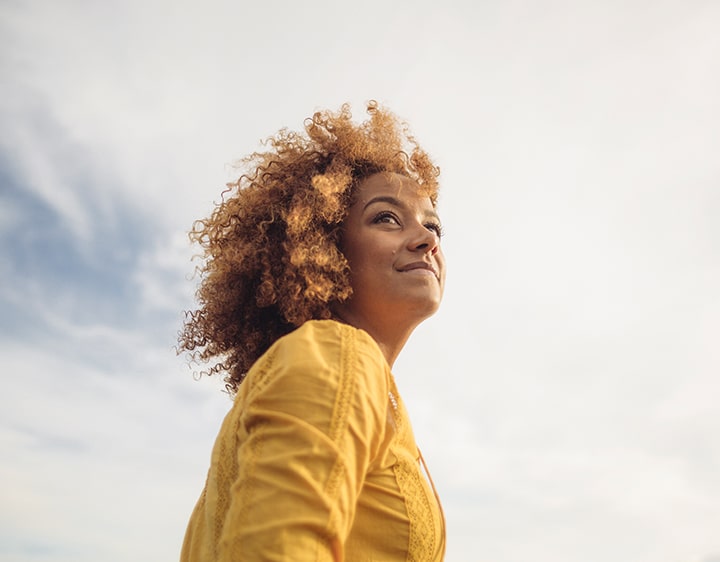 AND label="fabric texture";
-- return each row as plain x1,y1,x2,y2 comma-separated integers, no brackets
180,319,445,561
